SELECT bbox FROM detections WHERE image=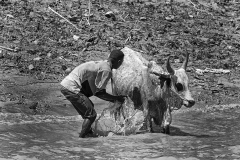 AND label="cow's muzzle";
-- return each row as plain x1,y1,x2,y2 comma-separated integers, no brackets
183,99,195,108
